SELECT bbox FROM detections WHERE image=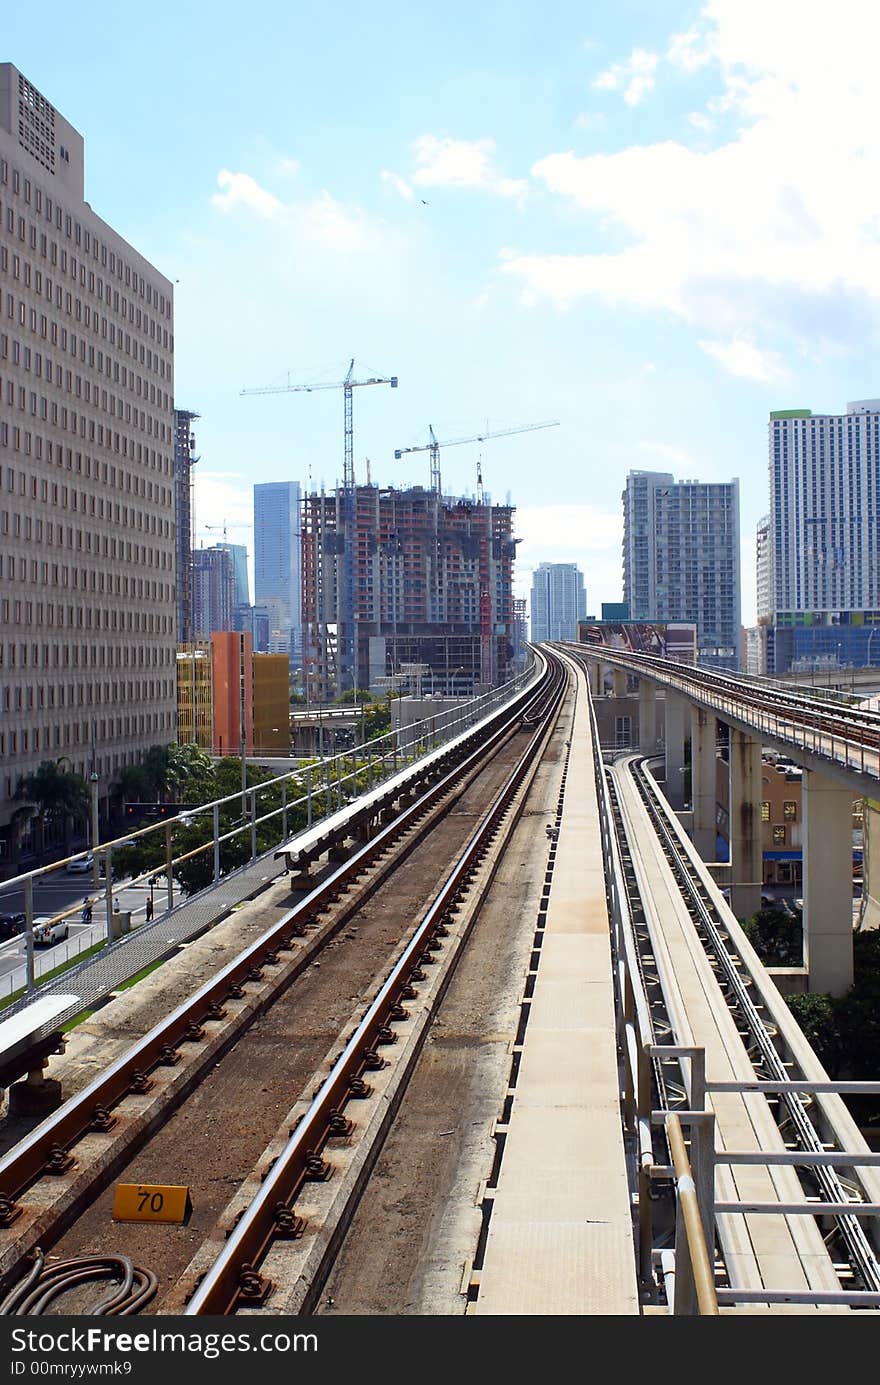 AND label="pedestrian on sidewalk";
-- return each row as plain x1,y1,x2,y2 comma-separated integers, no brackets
145,896,154,922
